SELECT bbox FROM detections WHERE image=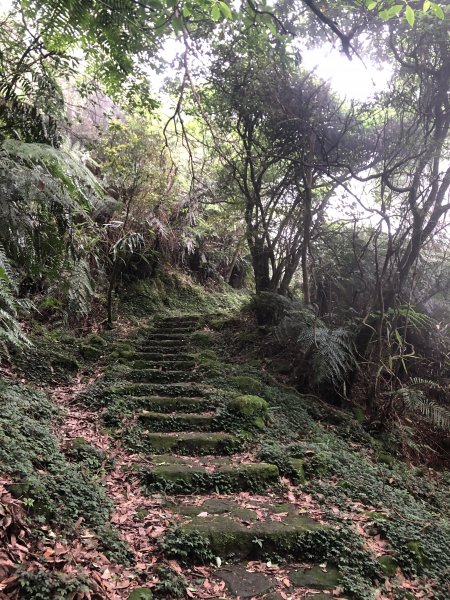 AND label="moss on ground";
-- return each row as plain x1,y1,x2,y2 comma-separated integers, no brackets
0,380,131,564
120,271,246,318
